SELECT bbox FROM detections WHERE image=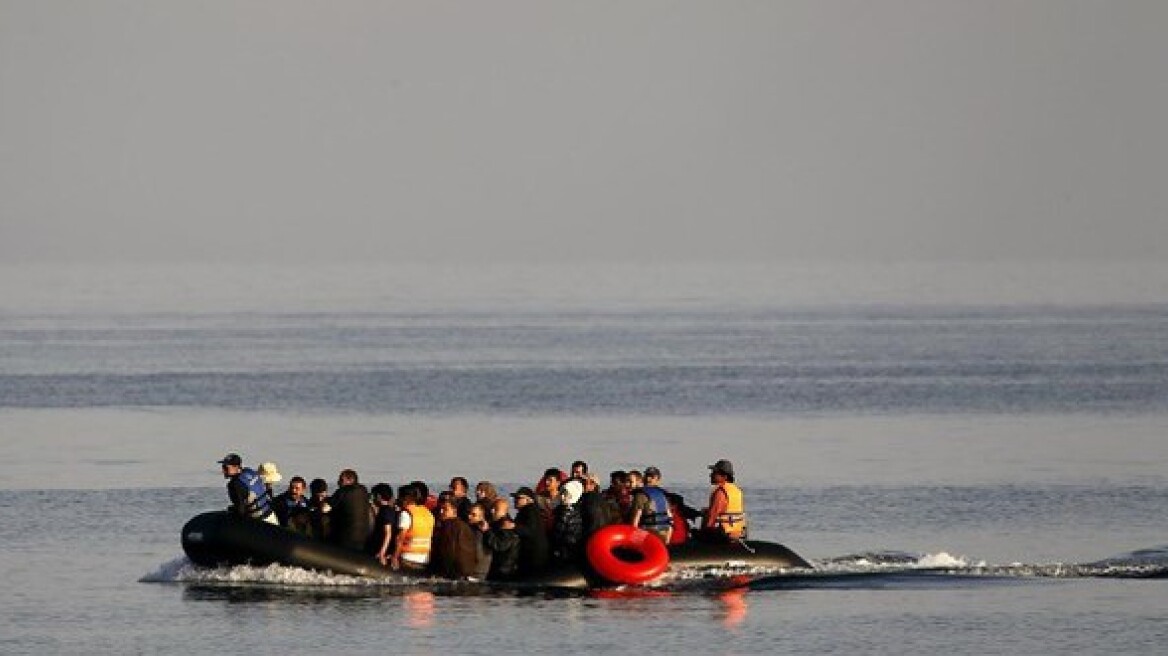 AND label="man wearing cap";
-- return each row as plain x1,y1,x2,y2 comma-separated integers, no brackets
511,486,549,576
630,466,674,544
218,453,278,525
701,459,747,542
